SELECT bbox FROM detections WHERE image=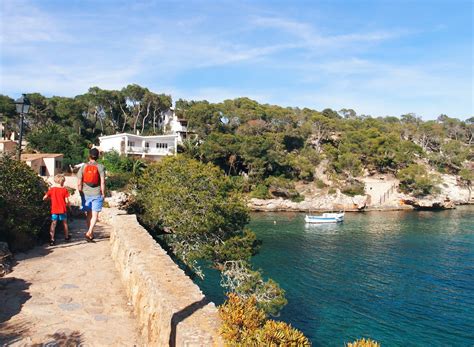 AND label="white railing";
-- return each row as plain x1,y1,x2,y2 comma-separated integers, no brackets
126,146,173,155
